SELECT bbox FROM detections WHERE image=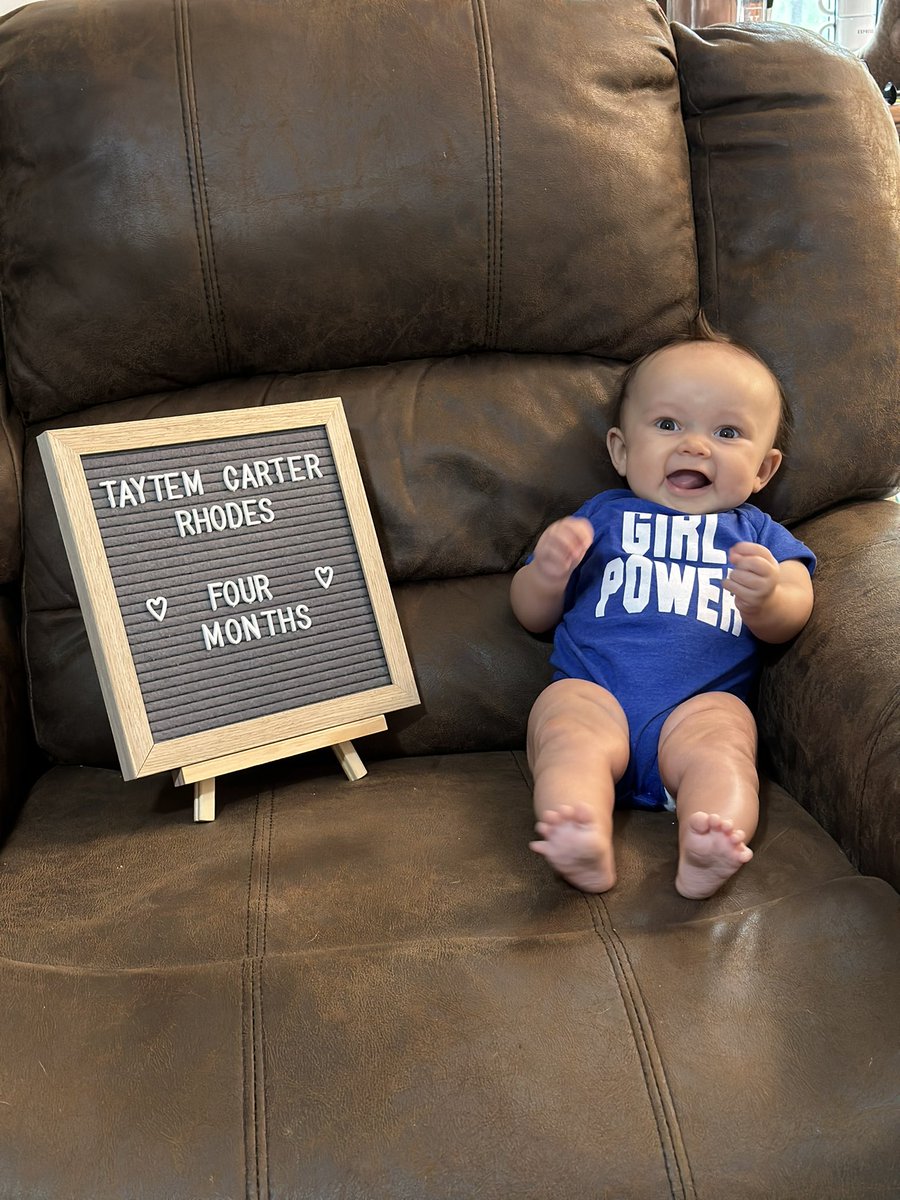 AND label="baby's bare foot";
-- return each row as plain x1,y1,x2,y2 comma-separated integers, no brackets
530,803,616,893
675,811,753,899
